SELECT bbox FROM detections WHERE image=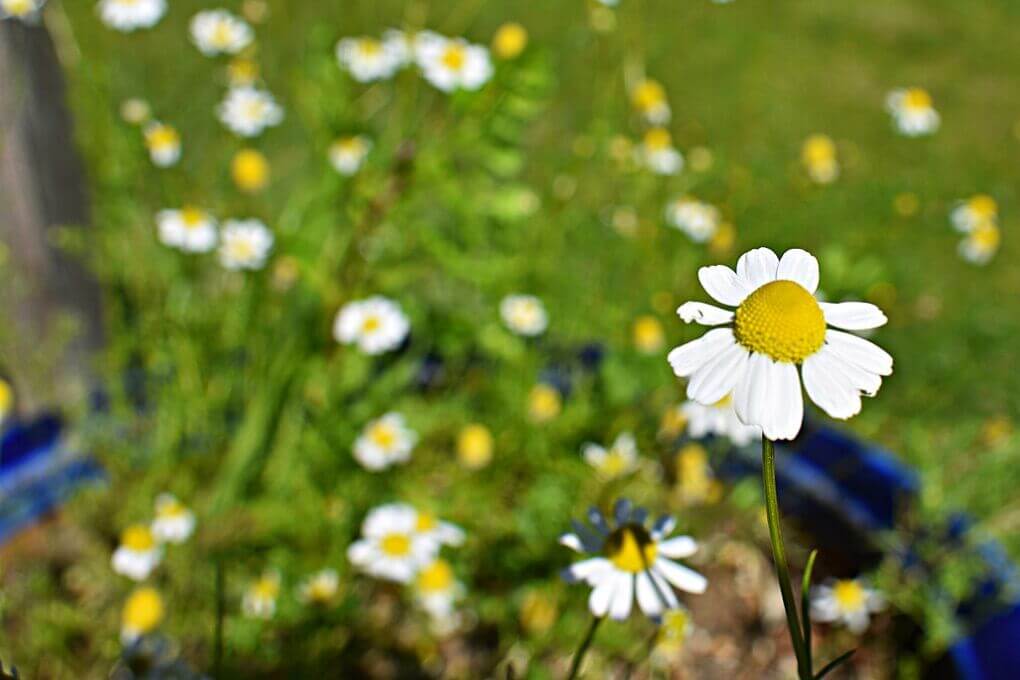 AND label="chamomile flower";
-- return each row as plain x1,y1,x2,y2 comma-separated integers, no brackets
633,315,666,354
639,128,683,175
335,36,404,82
98,0,165,32
218,87,283,138
418,36,493,92
583,432,640,480
353,412,417,471
950,194,998,233
333,296,410,355
347,503,439,583
665,197,719,242
297,568,340,605
561,500,707,620
457,424,494,469
669,247,893,440
412,508,465,548
801,134,839,184
242,571,280,620
120,98,151,125
151,493,195,544
492,22,528,60
218,219,273,271
886,87,940,137
329,135,372,176
190,9,253,56
959,222,1000,265
1,0,44,22
120,587,164,645
500,294,548,337
810,578,885,634
680,395,760,446
143,122,181,167
112,525,162,581
231,148,270,192
631,79,671,125
156,207,217,253
414,559,463,618
528,383,562,422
